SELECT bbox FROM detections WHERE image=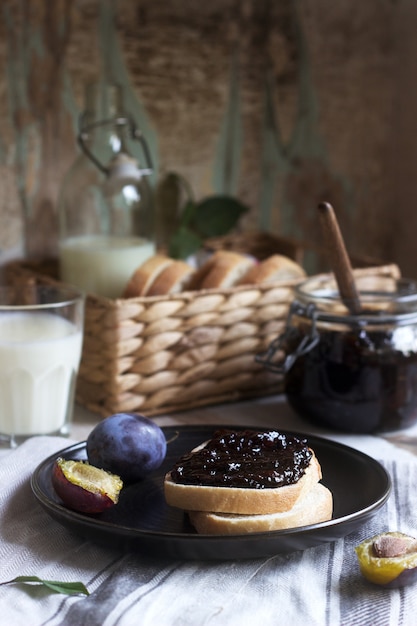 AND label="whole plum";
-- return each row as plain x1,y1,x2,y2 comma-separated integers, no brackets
86,413,167,483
